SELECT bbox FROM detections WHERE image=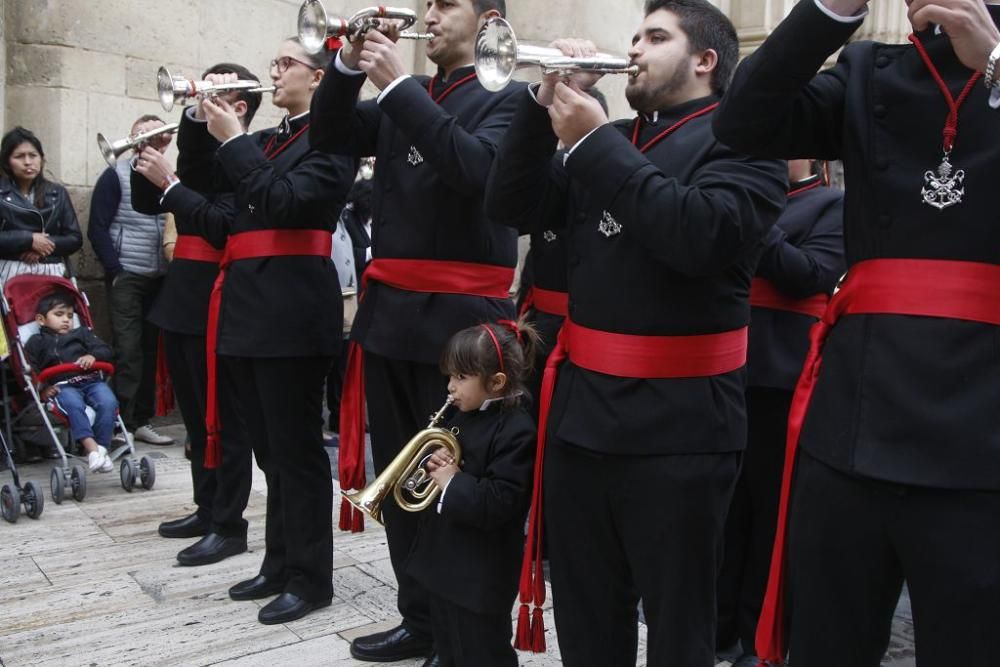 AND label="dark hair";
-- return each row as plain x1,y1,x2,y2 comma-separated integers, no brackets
203,63,263,126
36,290,75,317
0,127,50,208
471,0,506,17
643,0,738,96
285,36,334,70
440,317,540,408
347,178,373,224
